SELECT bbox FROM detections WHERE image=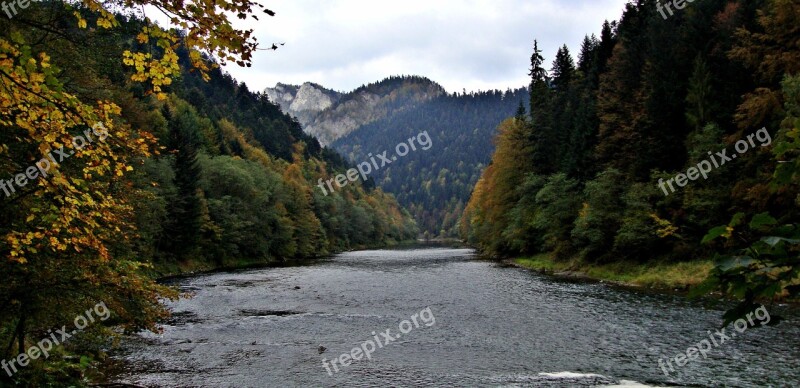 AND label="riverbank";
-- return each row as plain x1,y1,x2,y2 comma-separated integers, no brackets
509,253,714,291
146,239,423,279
